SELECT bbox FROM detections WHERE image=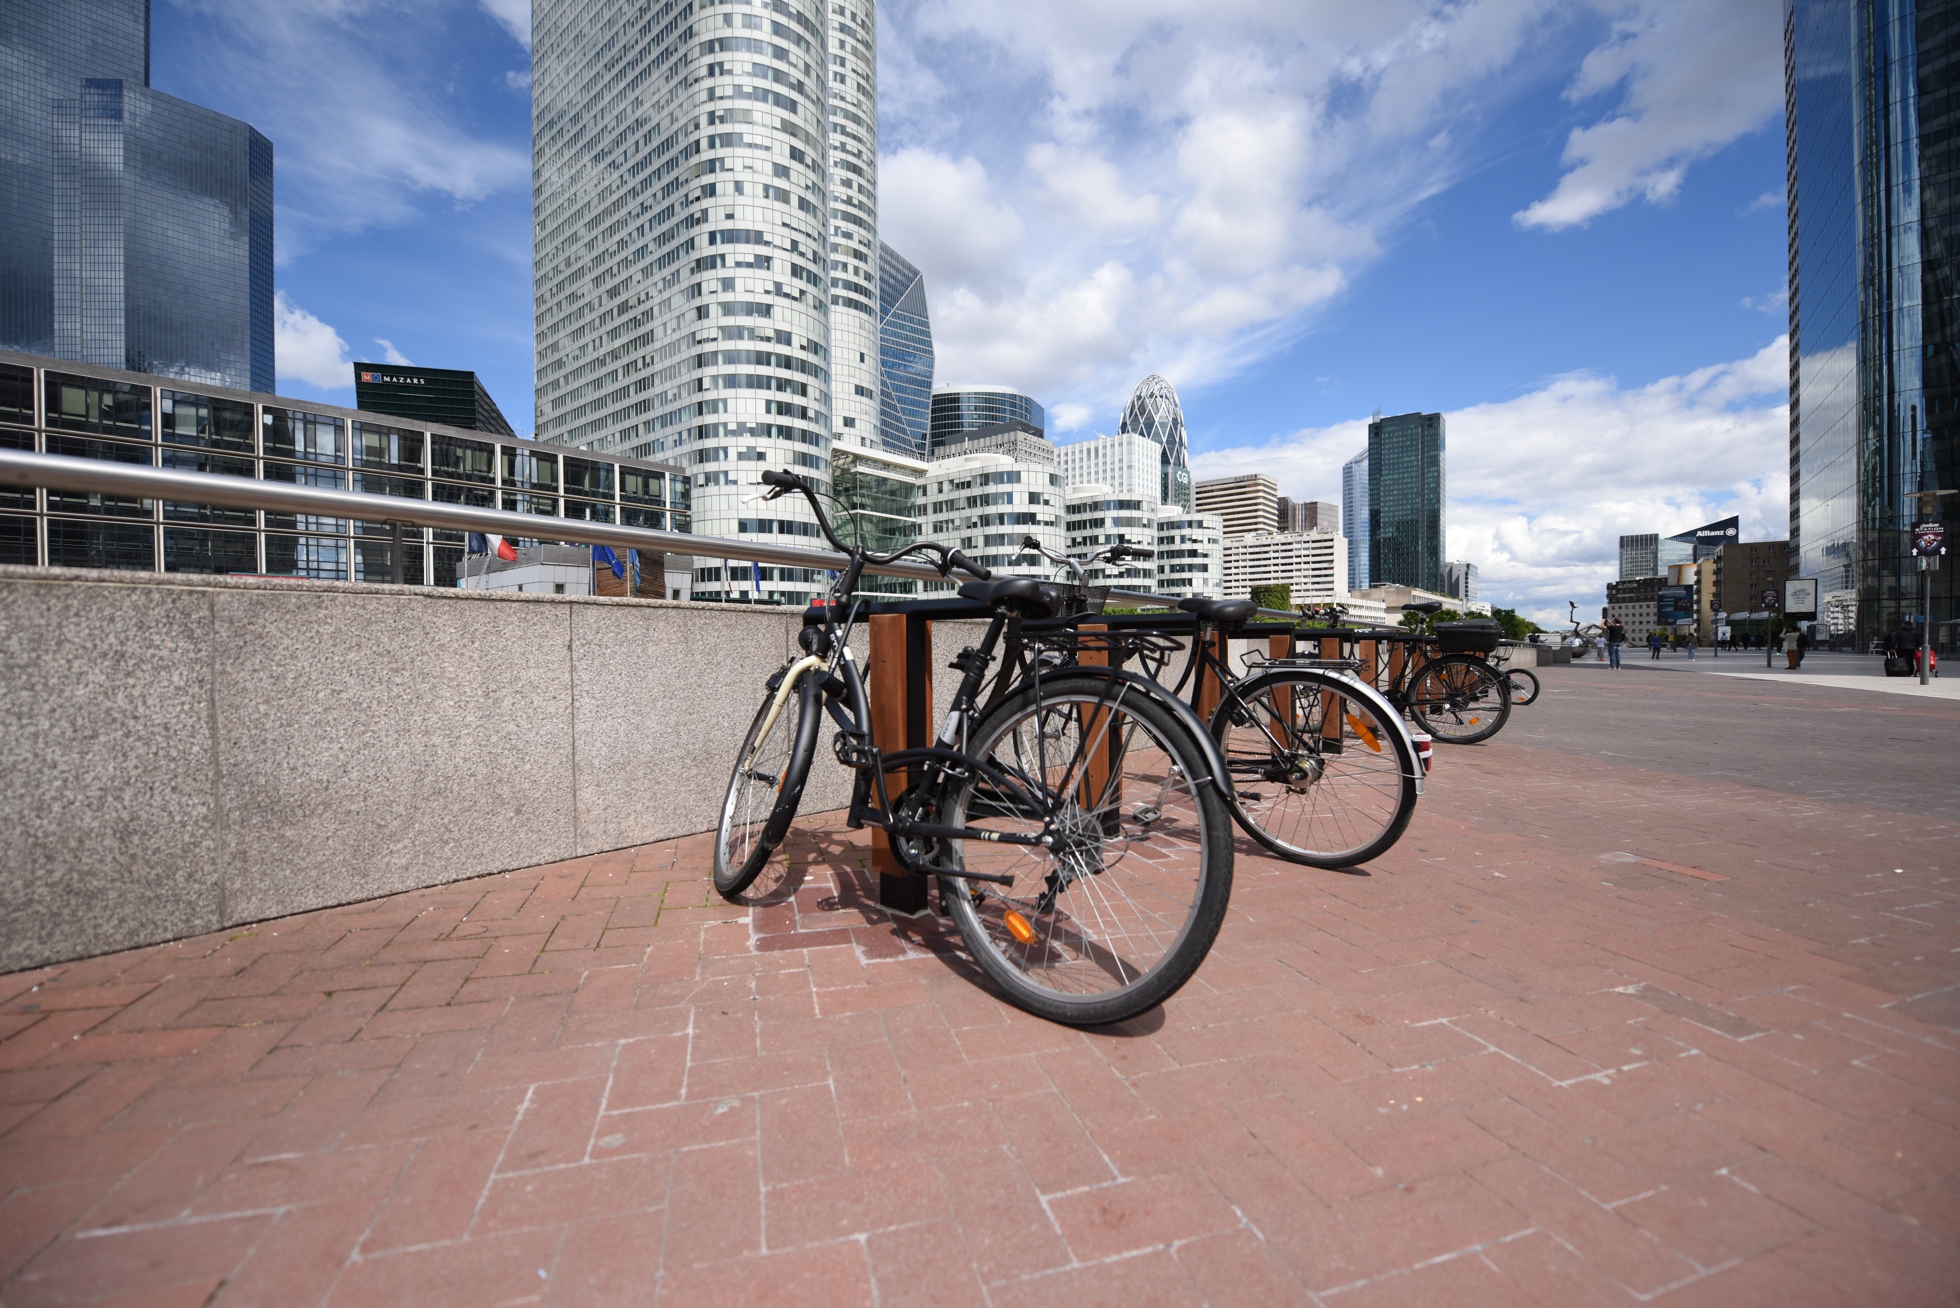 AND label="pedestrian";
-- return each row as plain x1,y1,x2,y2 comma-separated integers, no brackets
1685,632,1696,660
1605,616,1626,669
1782,626,1800,669
1649,631,1663,660
1796,626,1810,667
1594,633,1606,662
